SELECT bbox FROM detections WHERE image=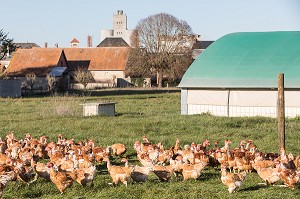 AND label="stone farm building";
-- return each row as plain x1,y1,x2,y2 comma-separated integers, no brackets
5,47,131,90
6,48,69,90
64,47,130,89
178,31,300,118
